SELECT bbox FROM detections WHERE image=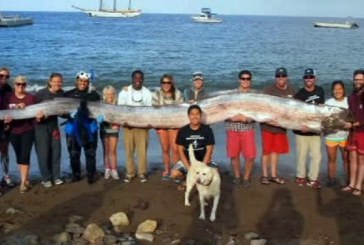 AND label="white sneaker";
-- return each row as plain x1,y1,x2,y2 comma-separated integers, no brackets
54,179,64,185
42,181,53,188
3,175,15,187
104,168,111,179
110,170,119,180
